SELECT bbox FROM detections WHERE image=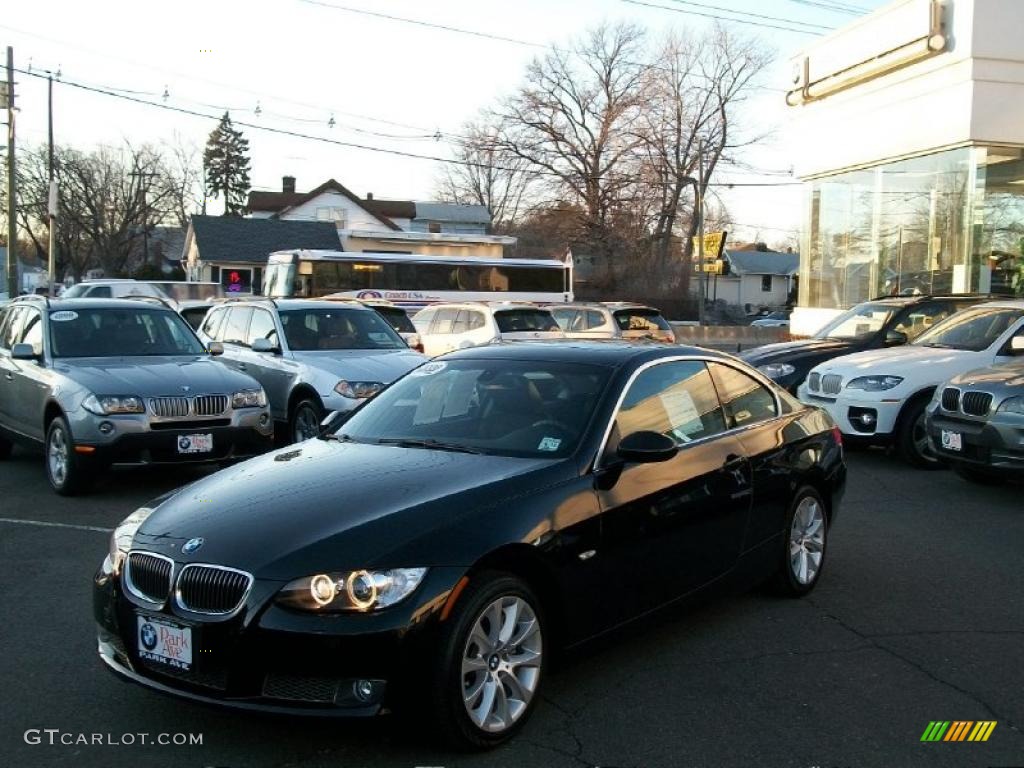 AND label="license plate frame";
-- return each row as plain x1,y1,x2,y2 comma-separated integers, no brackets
177,433,213,454
136,615,193,670
940,429,963,452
